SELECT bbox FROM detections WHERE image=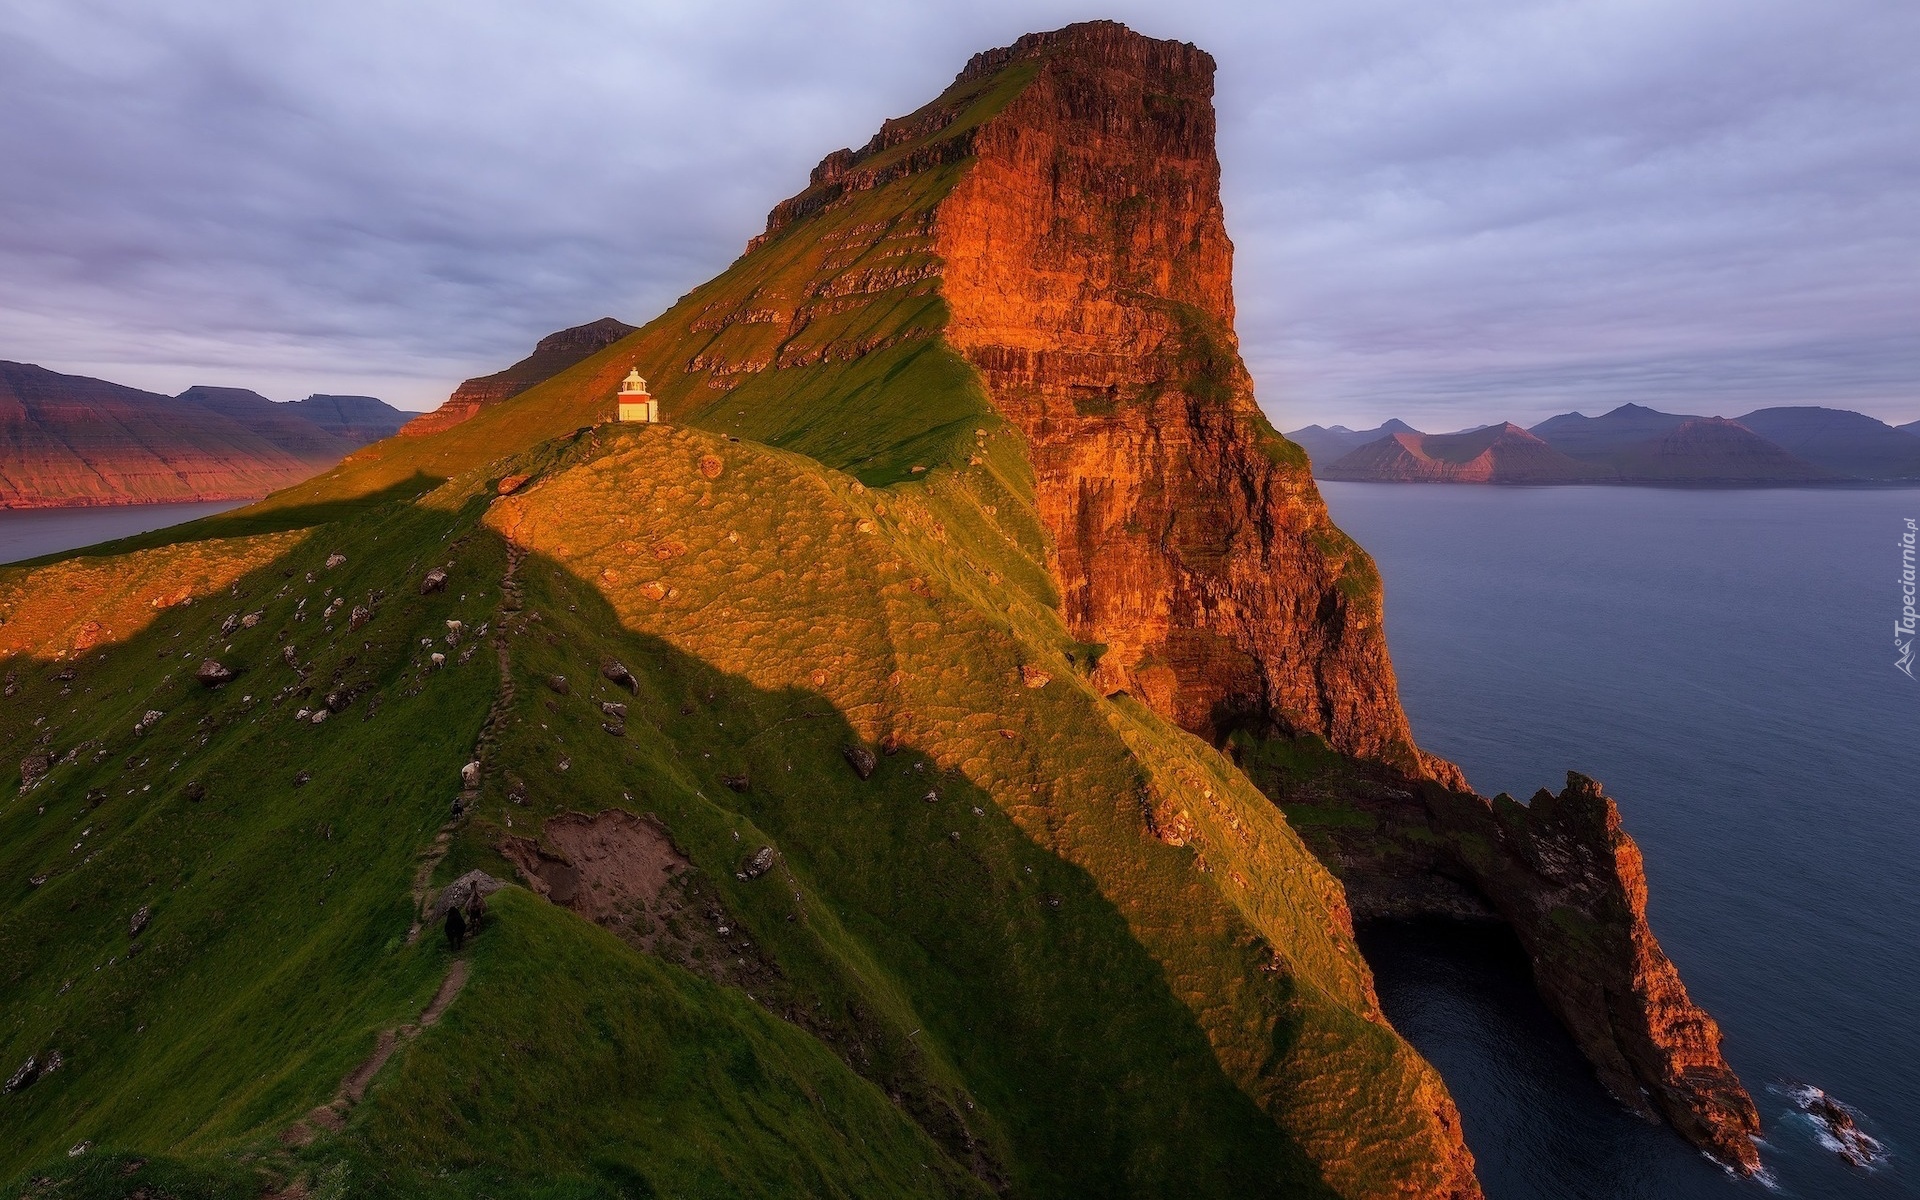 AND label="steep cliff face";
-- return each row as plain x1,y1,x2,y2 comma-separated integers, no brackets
1243,737,1763,1174
735,20,1756,1174
402,317,638,437
915,24,1422,771
225,20,1752,1187
1458,776,1762,1172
